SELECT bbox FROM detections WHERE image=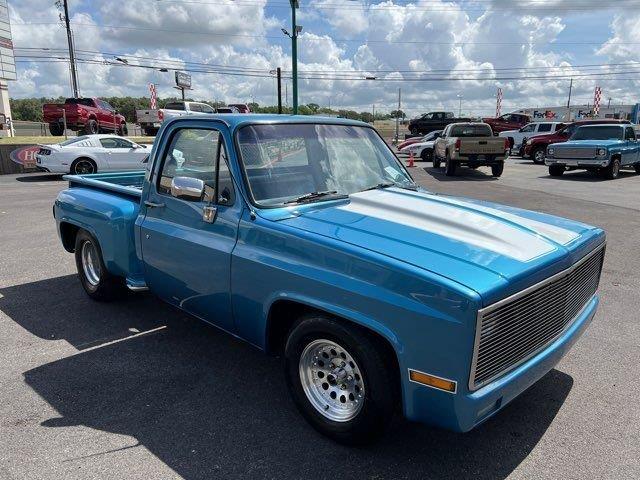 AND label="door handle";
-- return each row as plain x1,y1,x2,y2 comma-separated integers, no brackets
144,200,165,208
